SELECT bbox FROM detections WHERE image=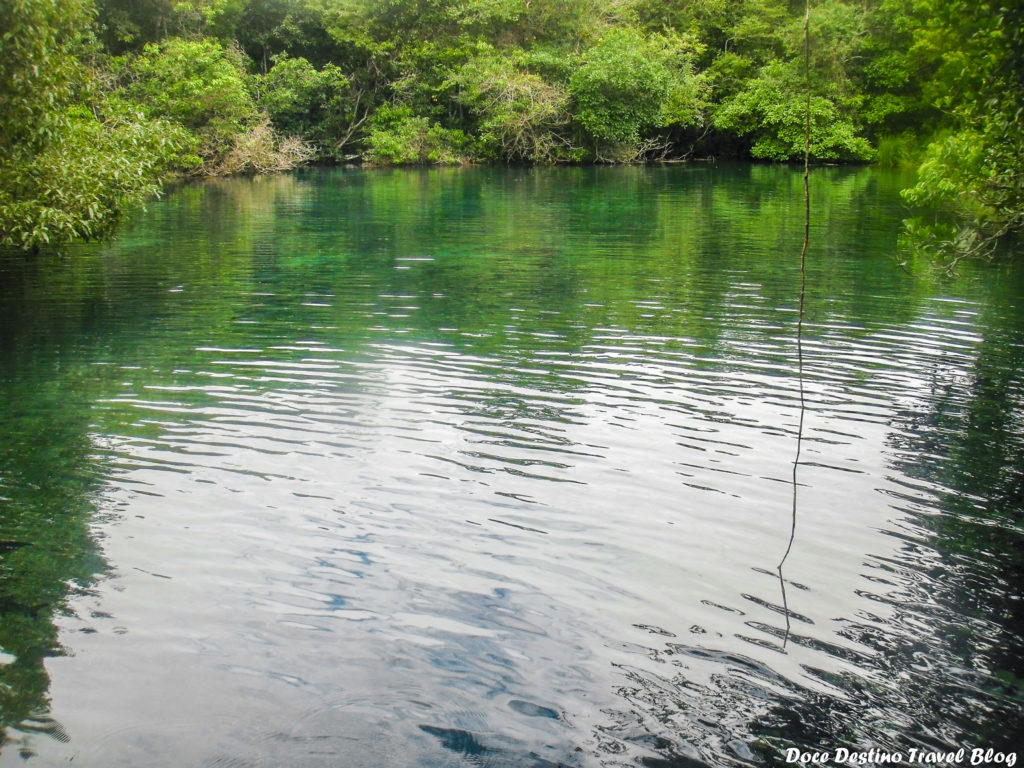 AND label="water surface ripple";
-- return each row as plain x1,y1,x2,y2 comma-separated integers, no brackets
0,166,1021,766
